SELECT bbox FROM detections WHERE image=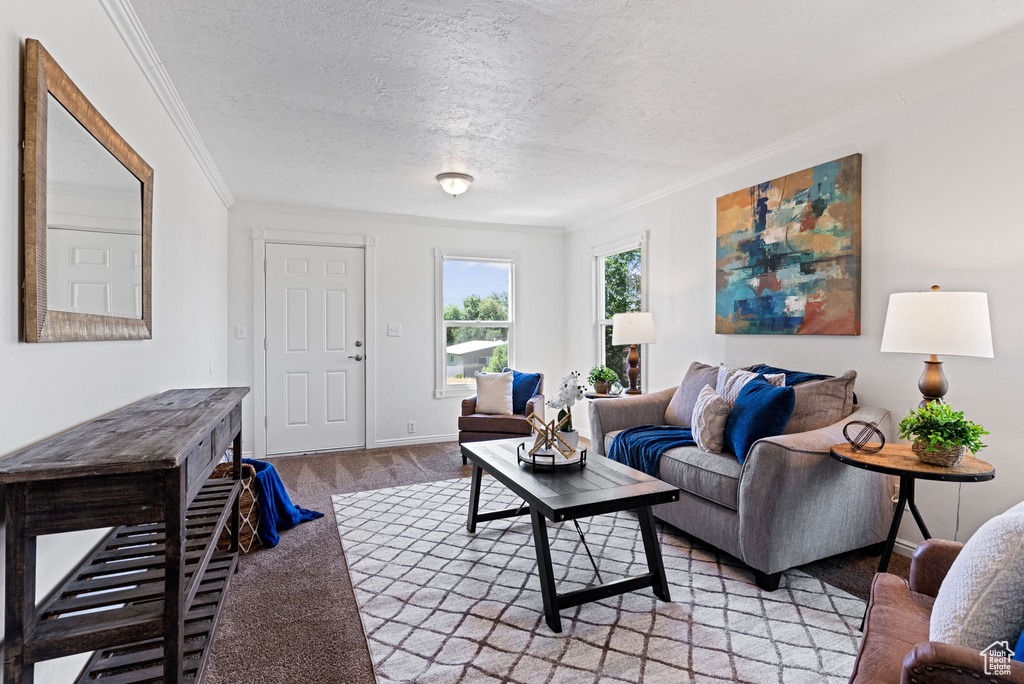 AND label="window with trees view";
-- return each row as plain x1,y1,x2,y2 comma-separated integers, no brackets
596,243,644,386
438,254,514,393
